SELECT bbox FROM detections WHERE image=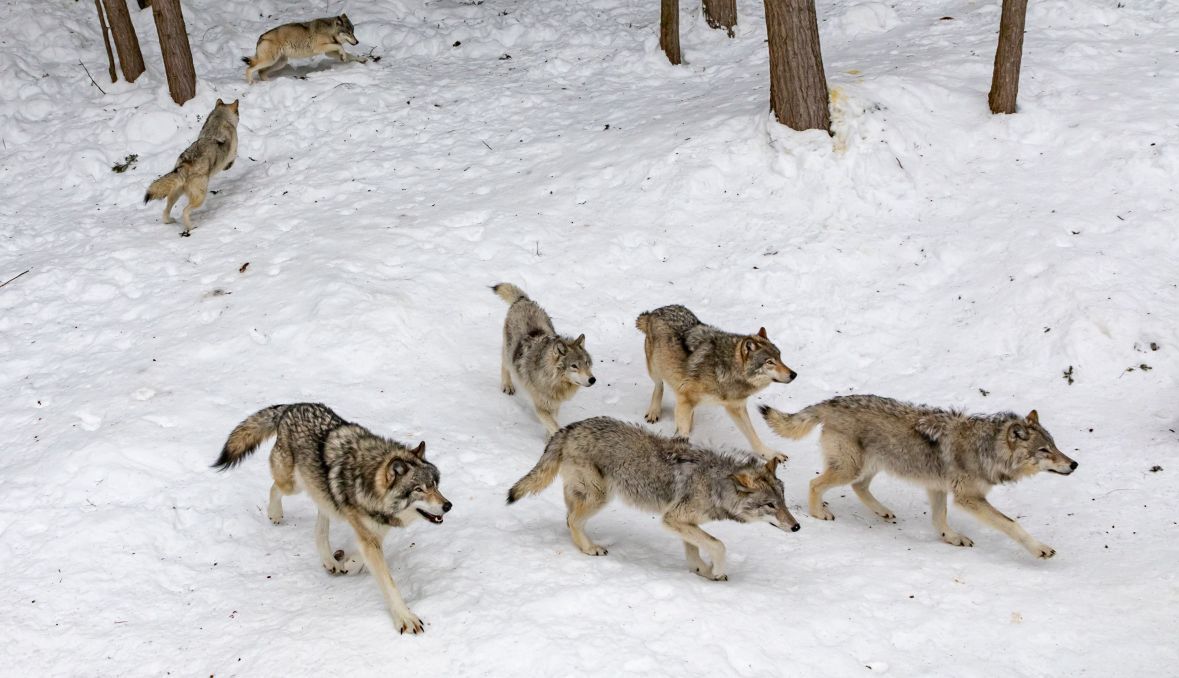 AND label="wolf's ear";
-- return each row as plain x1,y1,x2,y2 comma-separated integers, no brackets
1008,422,1030,442
216,98,224,106
731,471,759,492
410,441,426,458
555,342,568,356
741,338,756,357
1026,409,1039,426
757,327,768,339
385,458,410,485
764,456,779,476
574,333,585,347
229,100,239,113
